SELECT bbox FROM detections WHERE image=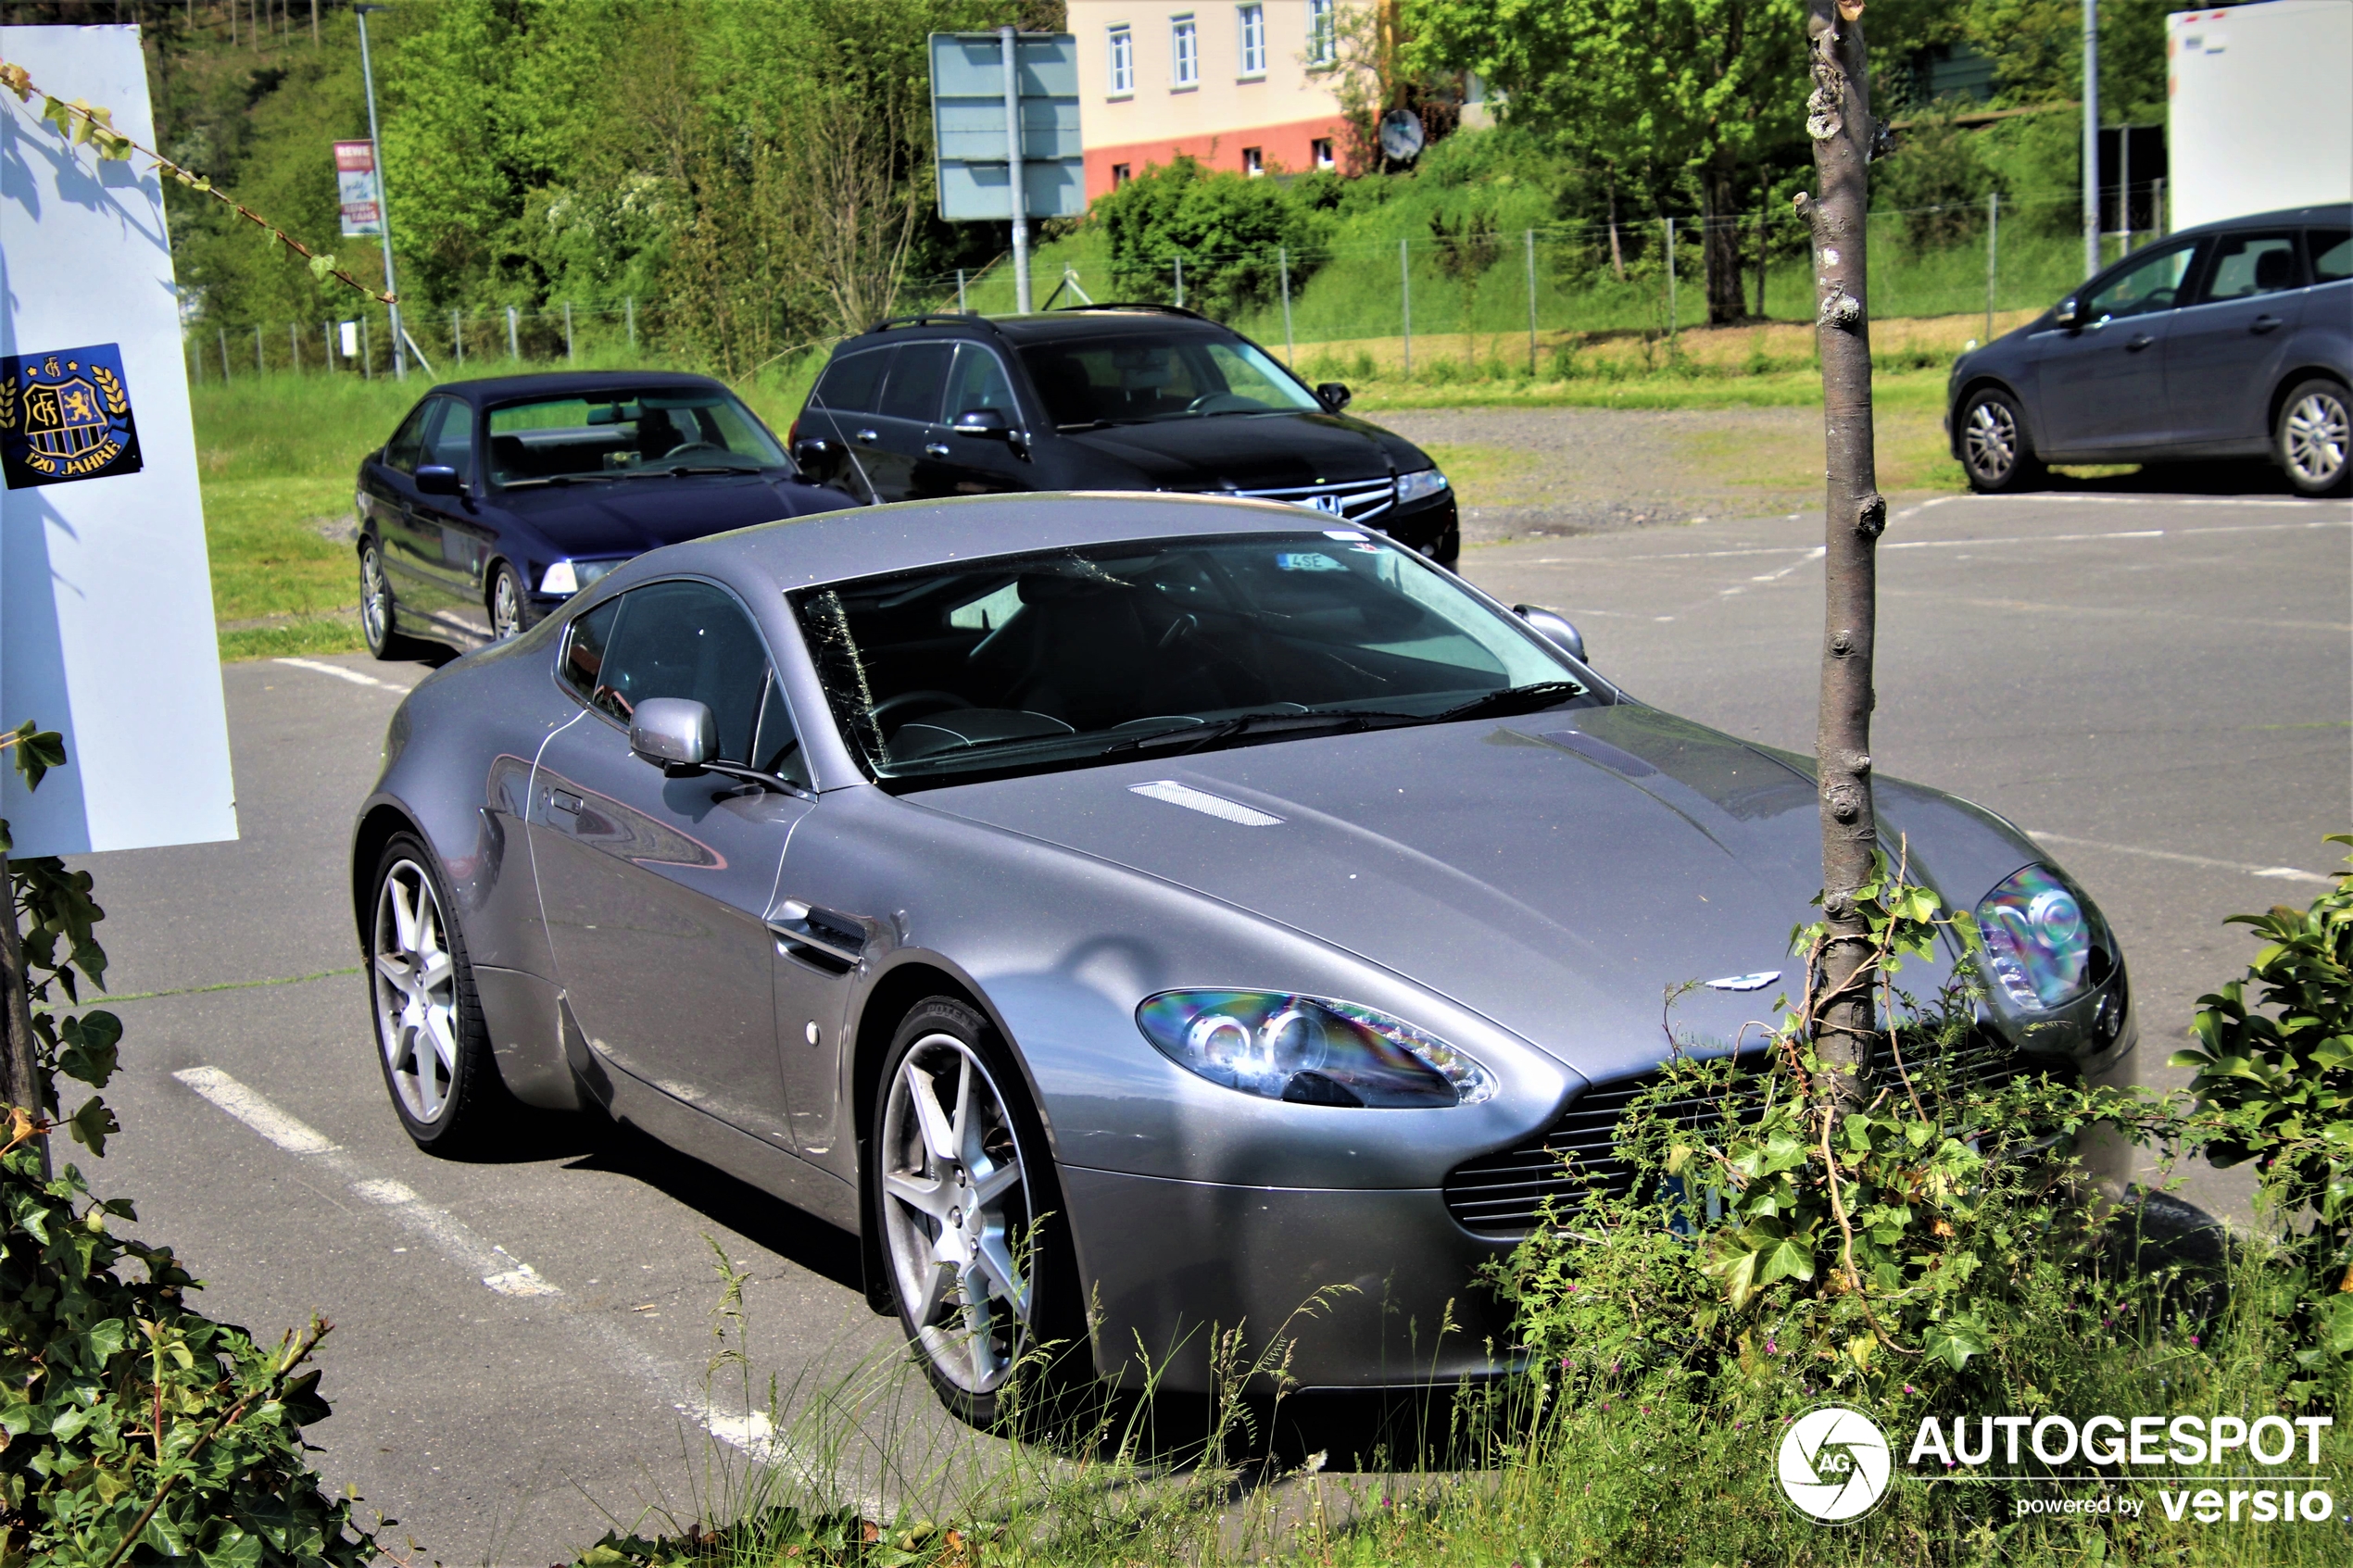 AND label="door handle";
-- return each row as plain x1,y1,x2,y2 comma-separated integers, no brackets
548,788,584,817
767,899,866,967
2124,333,2155,352
853,429,879,445
2251,314,2283,333
924,443,952,458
